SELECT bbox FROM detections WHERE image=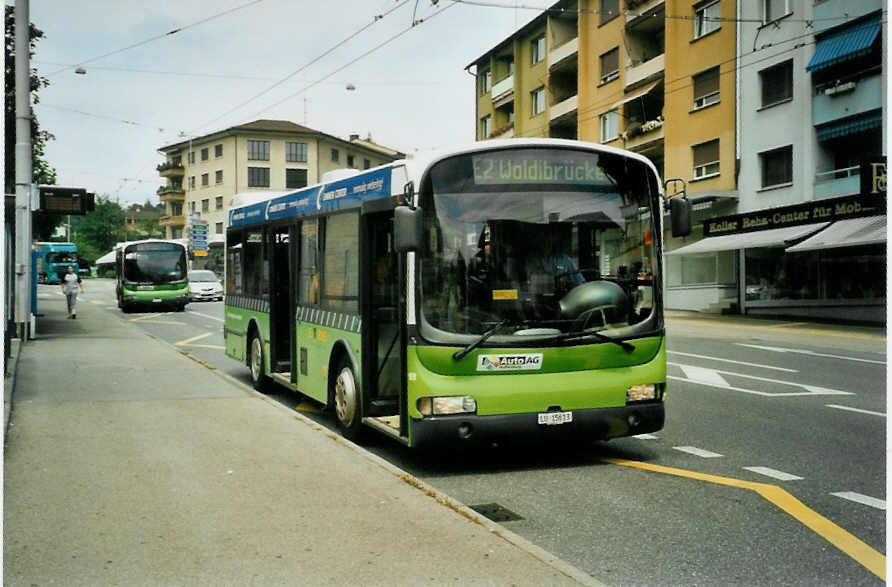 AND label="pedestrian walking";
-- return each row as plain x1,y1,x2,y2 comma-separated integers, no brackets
62,265,84,319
